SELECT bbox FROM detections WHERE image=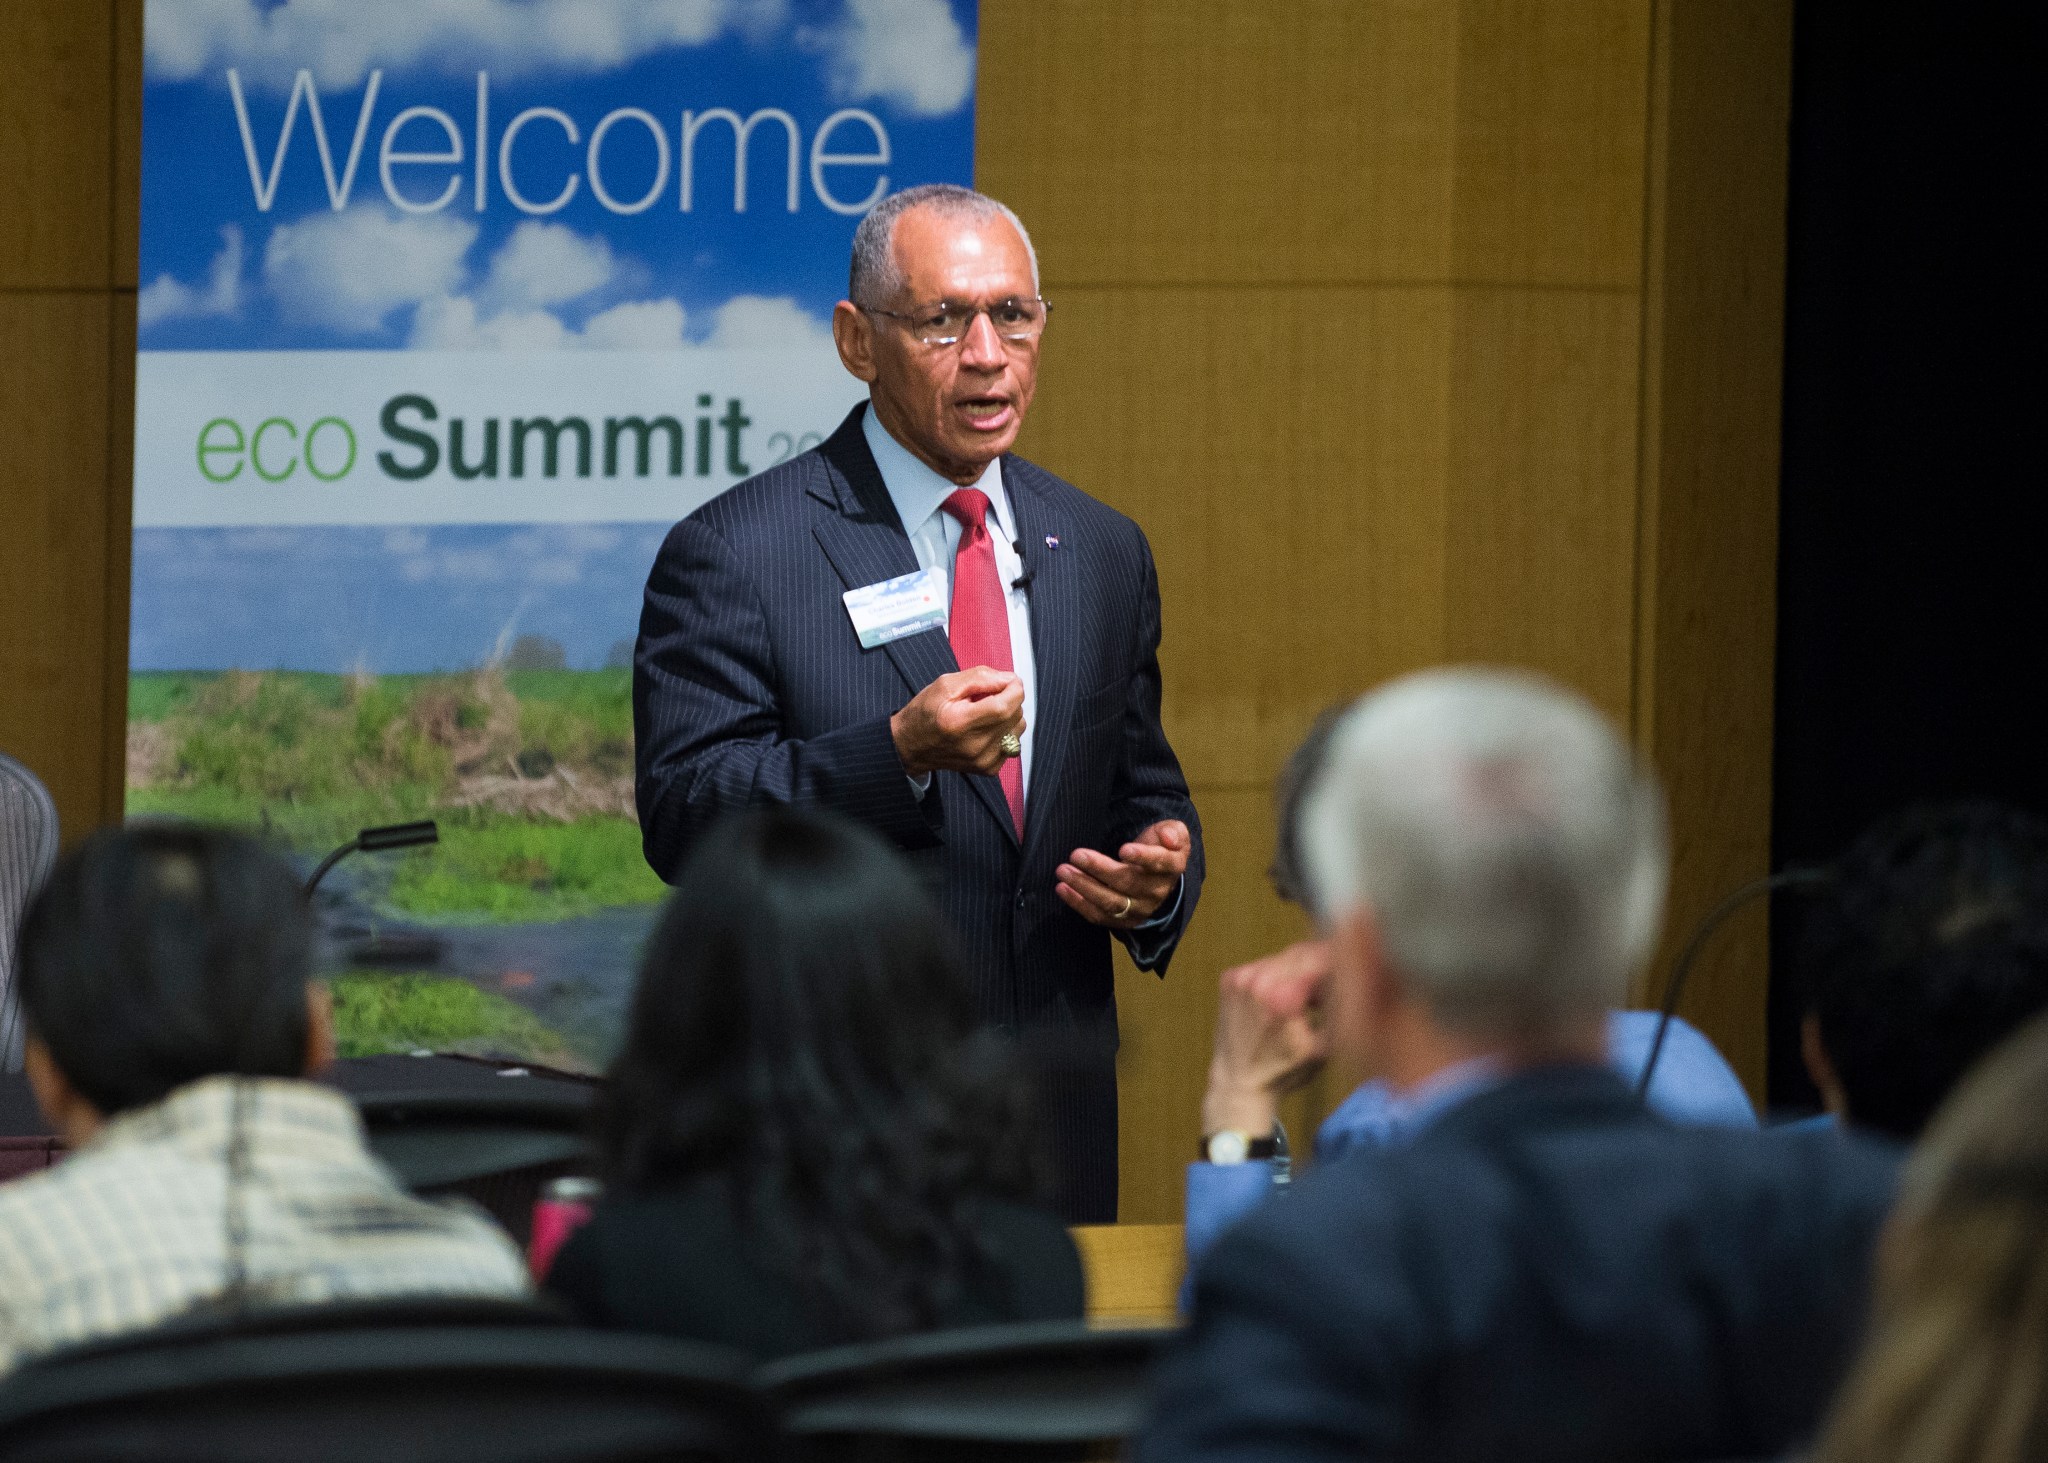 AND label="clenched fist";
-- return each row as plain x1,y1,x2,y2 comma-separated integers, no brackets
890,666,1026,778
